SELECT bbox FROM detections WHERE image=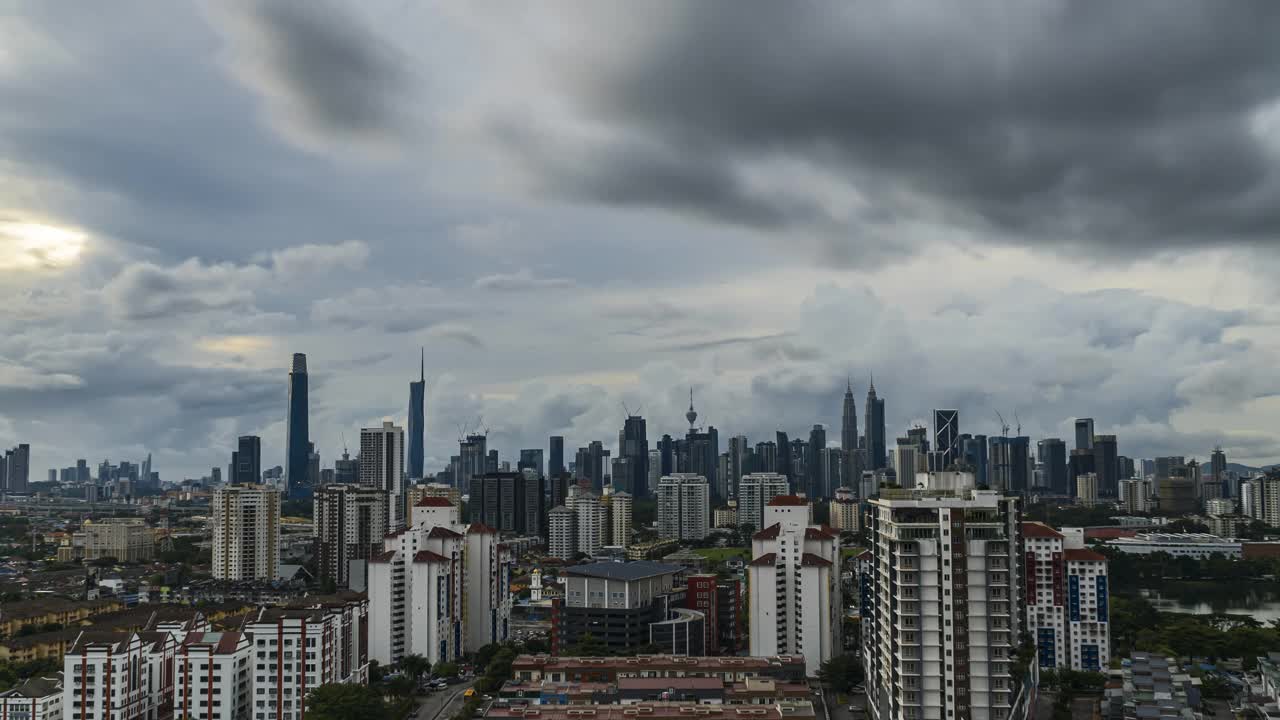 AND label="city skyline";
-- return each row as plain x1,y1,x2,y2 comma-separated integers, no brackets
5,4,1280,481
